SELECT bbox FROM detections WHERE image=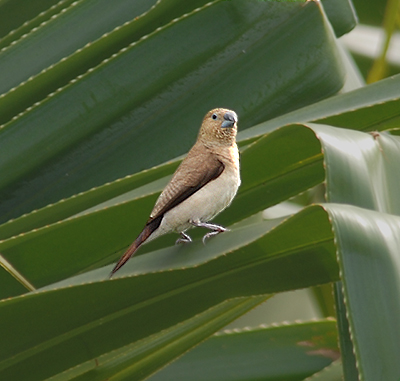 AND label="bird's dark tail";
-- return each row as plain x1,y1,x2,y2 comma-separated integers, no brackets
110,216,162,277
